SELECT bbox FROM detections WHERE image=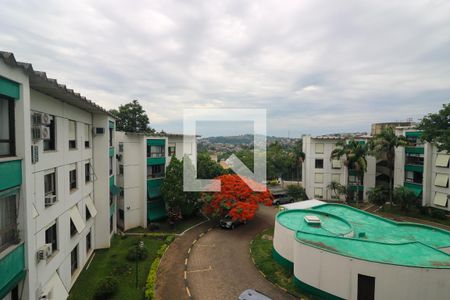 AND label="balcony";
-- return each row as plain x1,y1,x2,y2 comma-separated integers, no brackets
404,164,424,173
147,178,163,199
405,146,424,155
0,243,26,299
147,157,166,166
0,159,22,191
